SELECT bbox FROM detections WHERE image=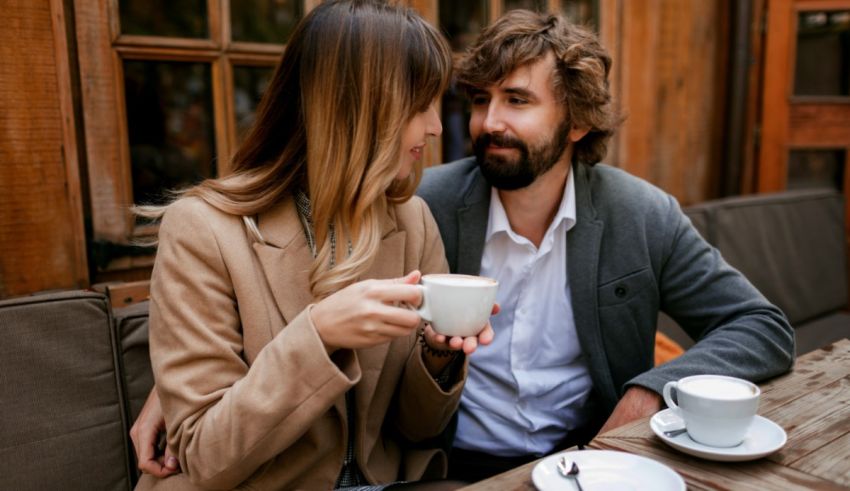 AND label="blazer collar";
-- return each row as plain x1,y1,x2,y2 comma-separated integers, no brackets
455,165,491,275
251,196,406,329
